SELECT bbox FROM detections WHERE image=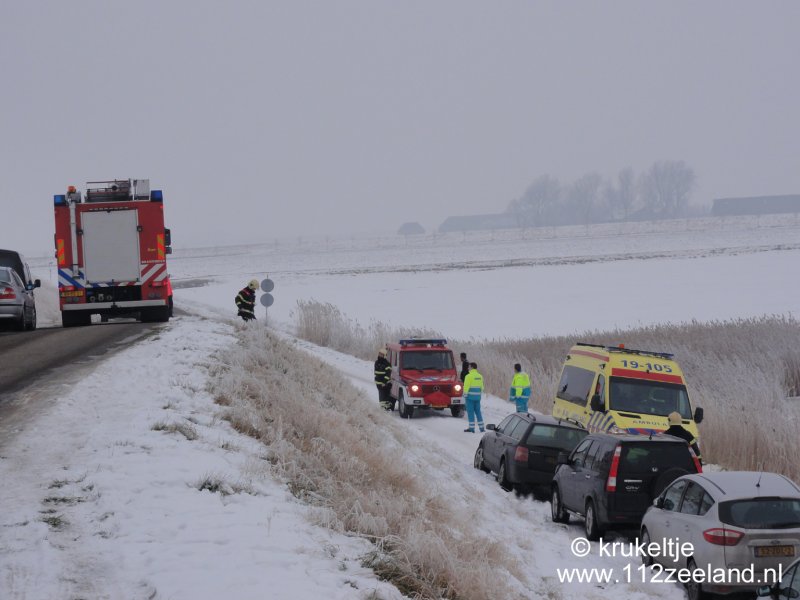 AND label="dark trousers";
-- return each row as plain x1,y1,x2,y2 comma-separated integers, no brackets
377,385,393,408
